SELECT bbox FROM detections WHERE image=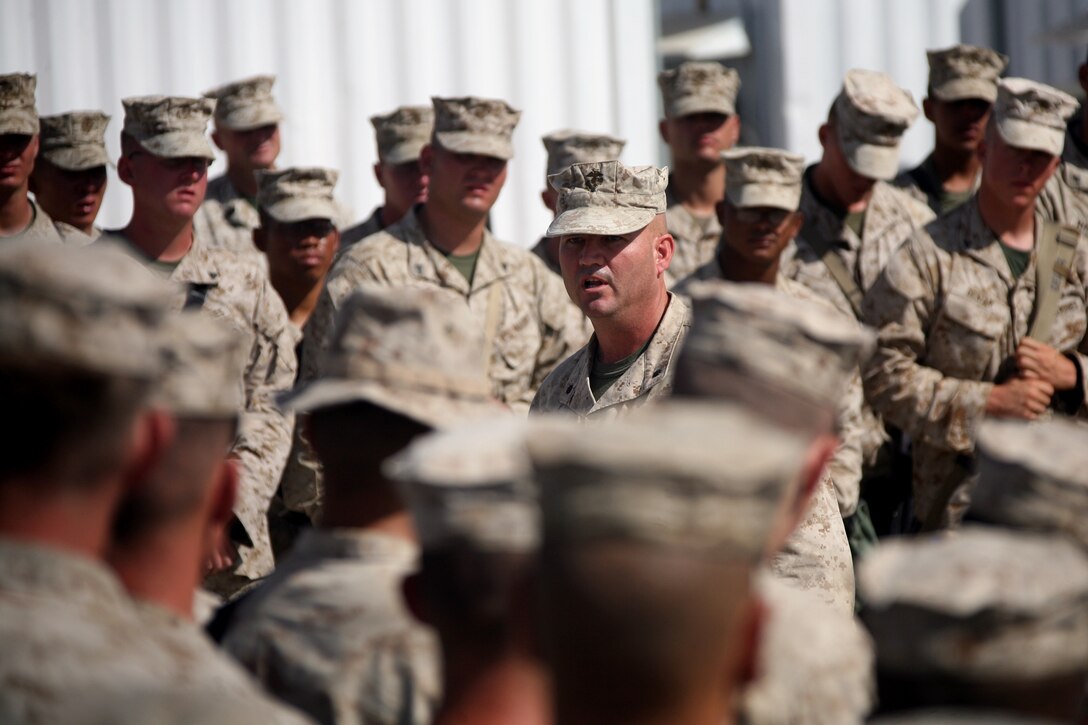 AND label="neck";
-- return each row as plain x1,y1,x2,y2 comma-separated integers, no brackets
978,184,1037,250
0,480,117,562
437,652,550,725
717,244,779,285
594,288,670,365
557,694,732,725
270,270,324,327
810,162,872,214
669,159,725,217
378,204,406,229
0,185,33,236
320,473,415,539
931,142,981,191
419,203,488,256
226,164,259,199
107,523,202,620
123,210,194,262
